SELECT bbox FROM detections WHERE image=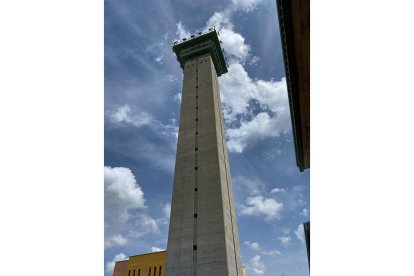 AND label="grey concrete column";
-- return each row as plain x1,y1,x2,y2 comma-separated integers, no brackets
166,53,242,276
